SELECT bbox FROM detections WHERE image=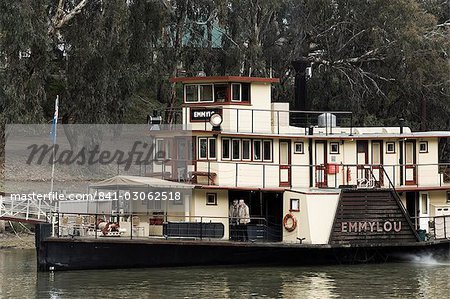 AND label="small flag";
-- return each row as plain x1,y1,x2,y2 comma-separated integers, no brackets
50,96,59,144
